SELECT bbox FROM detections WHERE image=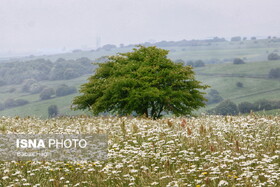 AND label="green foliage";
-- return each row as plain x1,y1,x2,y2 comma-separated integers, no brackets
0,58,94,85
236,82,243,88
233,58,245,64
268,53,280,60
48,105,59,117
55,84,77,97
73,46,208,119
238,102,255,113
268,68,280,79
210,100,238,115
40,88,55,100
205,89,223,105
